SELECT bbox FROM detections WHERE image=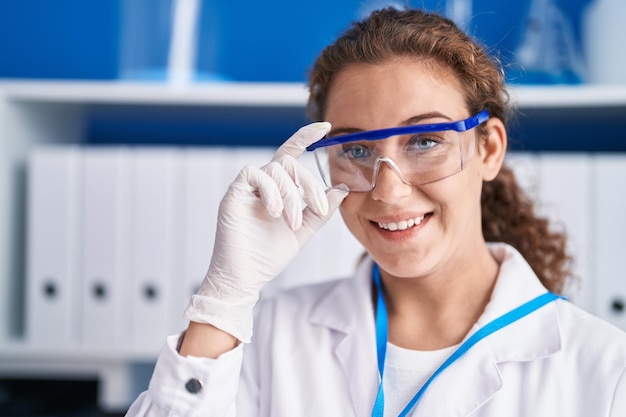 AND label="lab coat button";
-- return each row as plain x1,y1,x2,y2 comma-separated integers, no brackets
185,378,203,394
